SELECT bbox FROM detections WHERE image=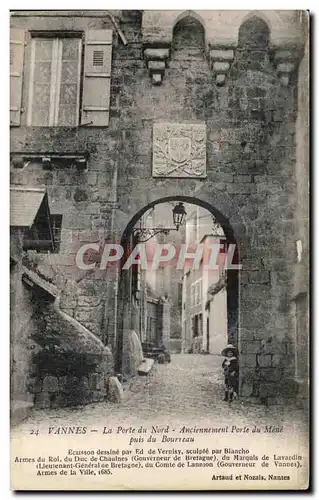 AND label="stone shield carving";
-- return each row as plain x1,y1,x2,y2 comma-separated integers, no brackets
153,122,206,178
